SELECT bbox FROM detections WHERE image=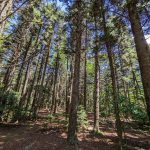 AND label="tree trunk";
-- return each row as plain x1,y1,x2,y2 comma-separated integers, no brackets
83,21,88,110
106,44,123,148
101,0,123,148
93,9,100,132
83,51,87,110
32,49,45,118
18,60,31,111
14,36,32,92
21,60,31,96
0,0,13,33
93,46,100,132
51,52,59,113
25,56,40,112
127,0,150,121
65,56,69,116
67,0,82,144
